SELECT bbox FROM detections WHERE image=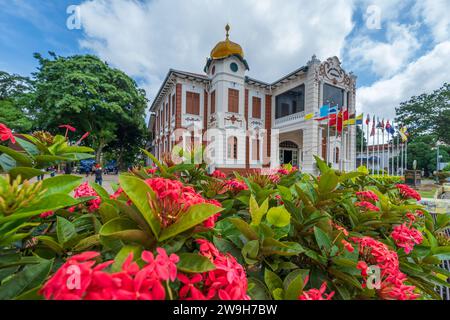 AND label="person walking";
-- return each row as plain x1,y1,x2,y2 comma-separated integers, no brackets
94,164,103,186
